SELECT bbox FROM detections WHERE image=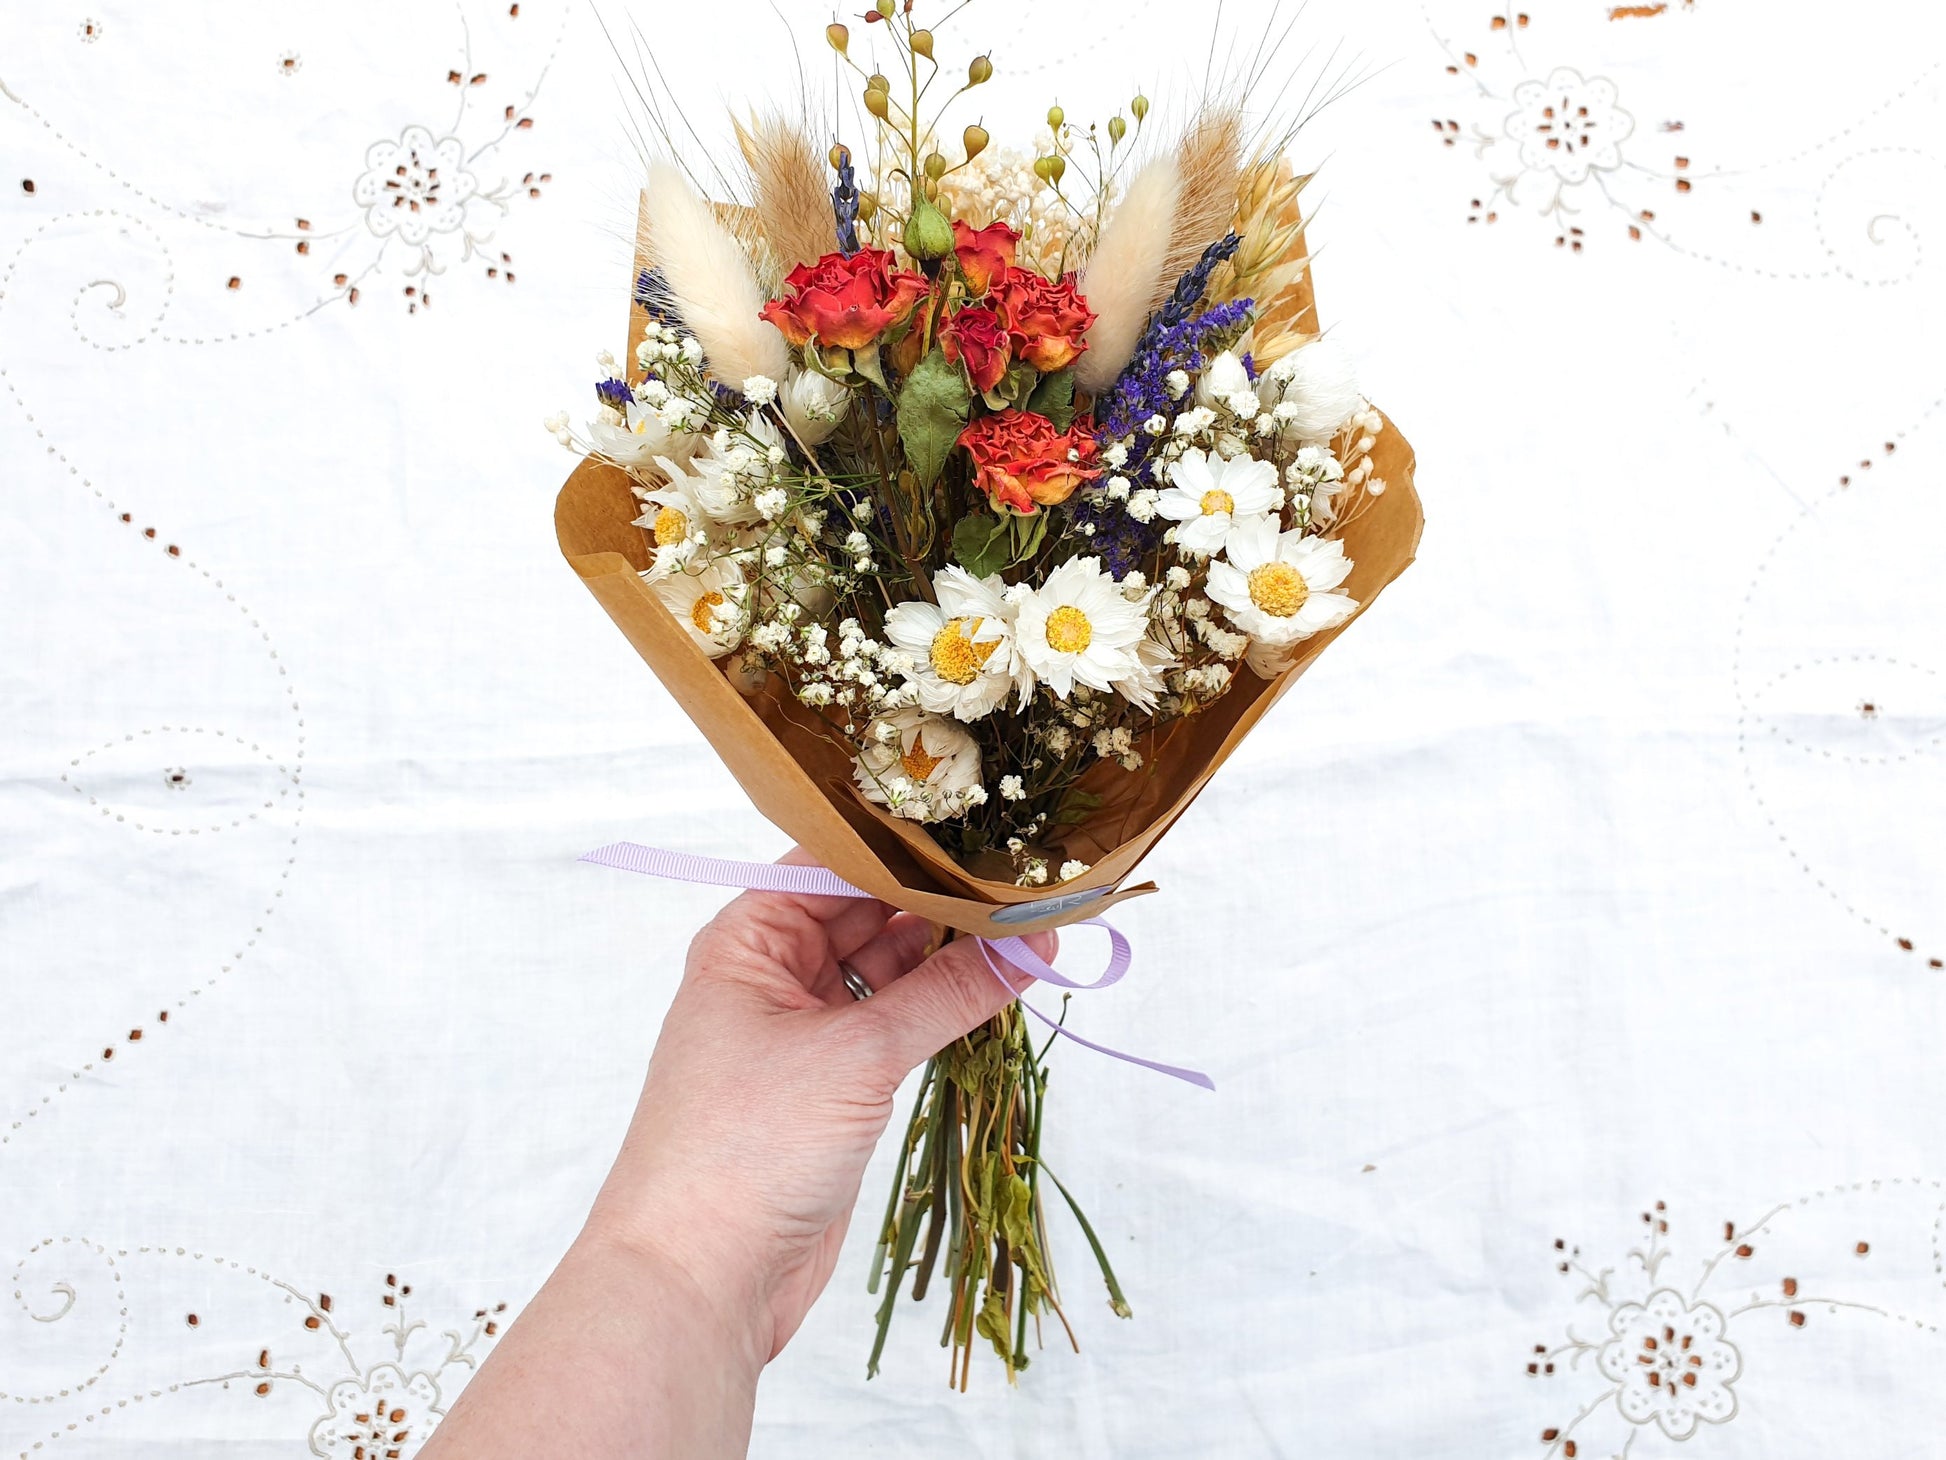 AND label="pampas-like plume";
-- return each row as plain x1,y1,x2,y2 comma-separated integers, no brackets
1160,108,1245,297
1073,154,1183,395
733,114,839,282
641,159,789,388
